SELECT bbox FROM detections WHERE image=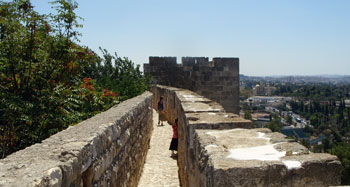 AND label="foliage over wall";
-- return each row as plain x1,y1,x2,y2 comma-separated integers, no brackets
0,0,150,158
